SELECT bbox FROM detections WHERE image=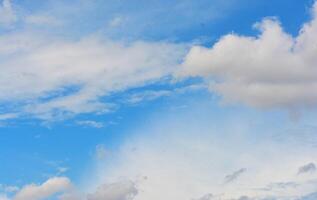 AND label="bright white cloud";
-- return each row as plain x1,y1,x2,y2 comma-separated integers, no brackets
179,1,317,112
13,177,71,200
0,0,17,27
